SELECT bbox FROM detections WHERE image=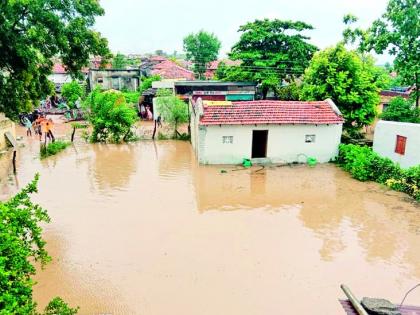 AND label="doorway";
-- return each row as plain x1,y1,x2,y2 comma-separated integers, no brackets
252,130,268,158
